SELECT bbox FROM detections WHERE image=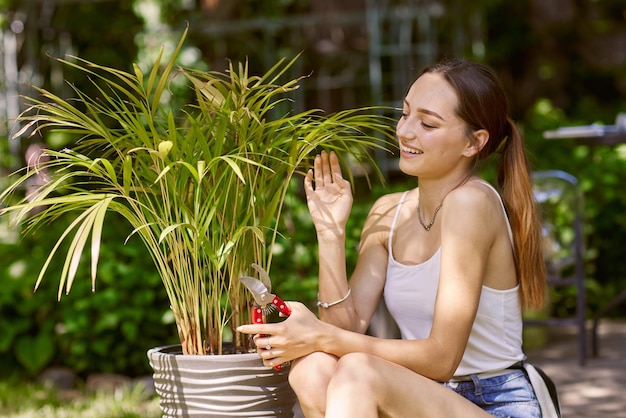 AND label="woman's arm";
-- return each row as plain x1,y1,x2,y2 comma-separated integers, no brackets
304,151,391,331
427,184,502,378
303,150,354,328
